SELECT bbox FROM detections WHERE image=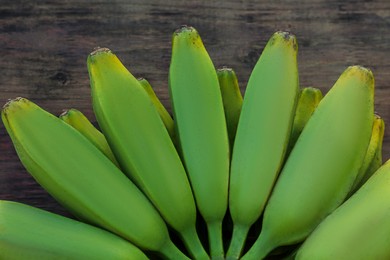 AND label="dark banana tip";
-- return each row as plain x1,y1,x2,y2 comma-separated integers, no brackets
276,31,295,40
270,31,298,50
